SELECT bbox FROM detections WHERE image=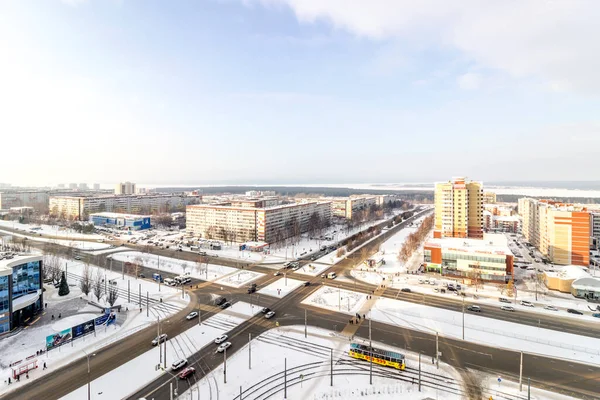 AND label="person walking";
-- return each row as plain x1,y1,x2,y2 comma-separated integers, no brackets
43,362,47,370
